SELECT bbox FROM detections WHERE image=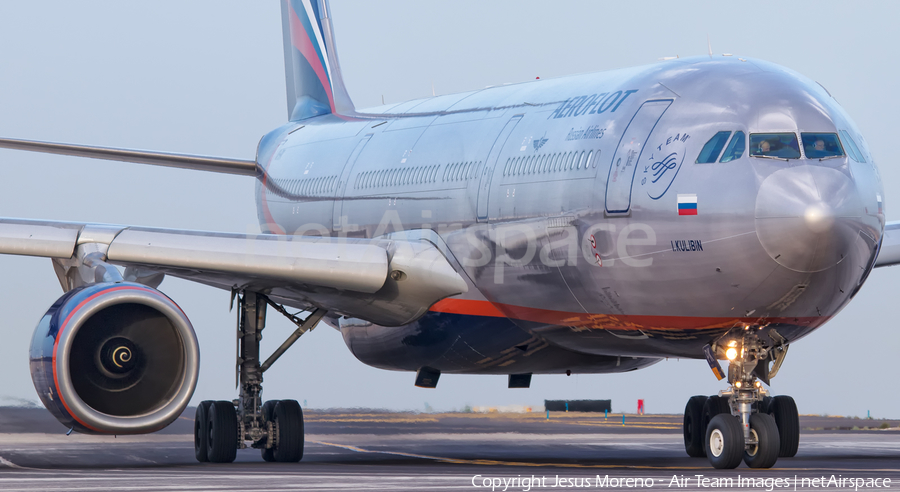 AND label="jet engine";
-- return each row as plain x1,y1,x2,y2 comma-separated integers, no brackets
29,282,199,434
